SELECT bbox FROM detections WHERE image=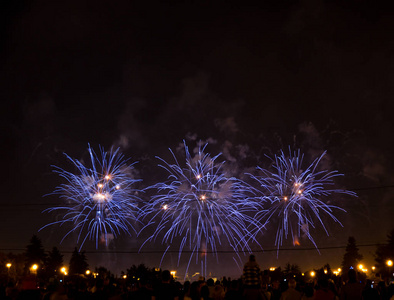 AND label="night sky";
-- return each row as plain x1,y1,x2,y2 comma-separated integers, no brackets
1,0,394,278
